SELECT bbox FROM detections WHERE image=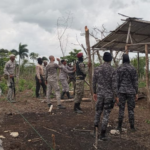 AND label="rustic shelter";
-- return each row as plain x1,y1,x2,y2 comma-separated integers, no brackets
92,17,150,104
